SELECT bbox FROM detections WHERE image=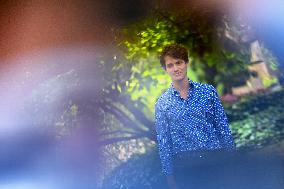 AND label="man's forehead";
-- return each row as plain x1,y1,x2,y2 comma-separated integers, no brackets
165,57,182,64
